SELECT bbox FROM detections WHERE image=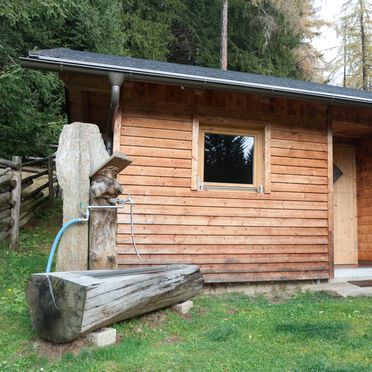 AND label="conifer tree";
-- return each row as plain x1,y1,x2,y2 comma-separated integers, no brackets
334,0,372,90
0,0,326,157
